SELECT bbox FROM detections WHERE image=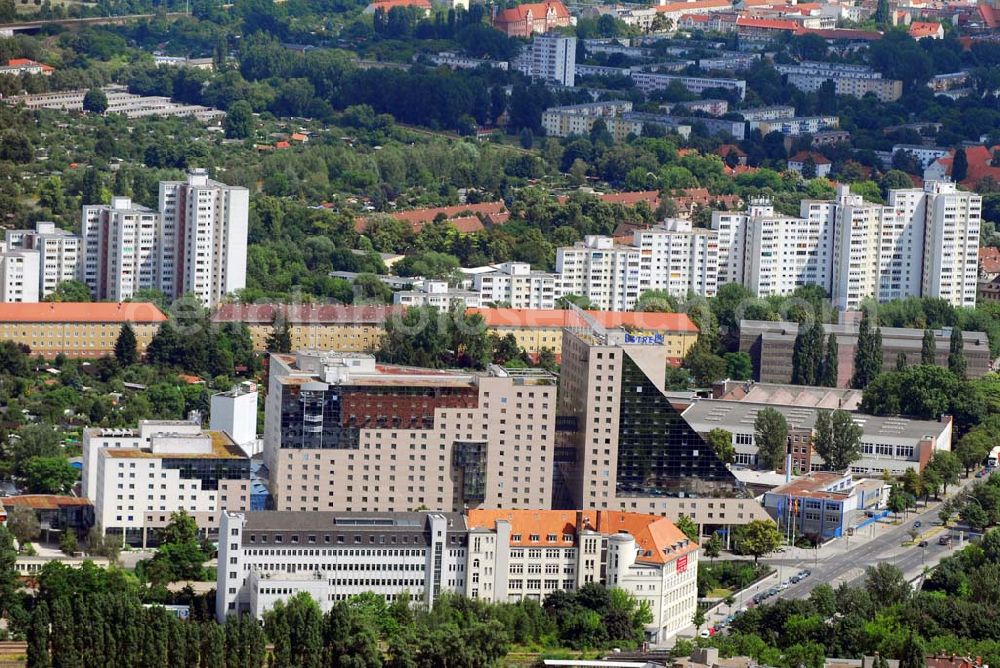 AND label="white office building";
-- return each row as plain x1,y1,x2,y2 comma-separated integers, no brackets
530,33,576,86
4,222,81,299
210,381,260,456
217,508,698,643
158,169,249,307
83,418,251,546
